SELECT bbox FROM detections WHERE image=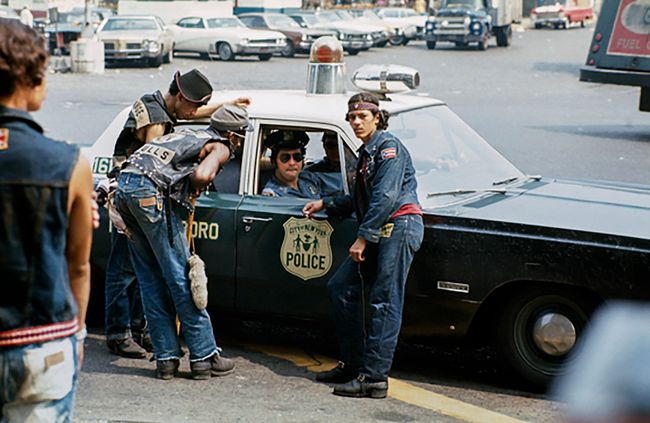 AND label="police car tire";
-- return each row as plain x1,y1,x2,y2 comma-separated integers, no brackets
477,37,488,51
495,287,595,390
258,53,272,61
347,48,359,56
148,53,163,67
